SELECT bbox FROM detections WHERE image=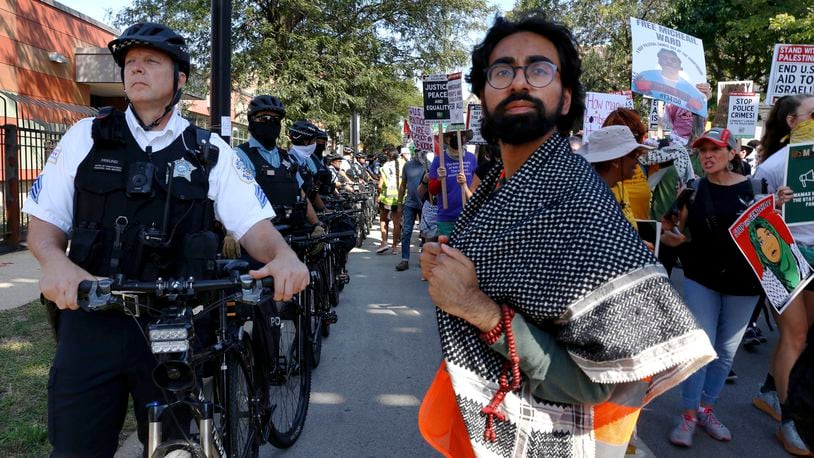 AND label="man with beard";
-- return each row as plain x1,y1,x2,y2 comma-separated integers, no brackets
418,15,714,457
426,130,477,236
